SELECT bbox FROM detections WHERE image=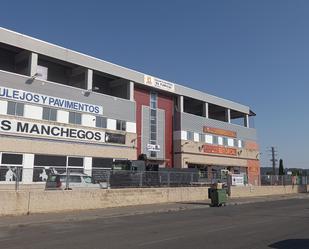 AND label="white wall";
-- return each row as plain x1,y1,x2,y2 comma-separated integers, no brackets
82,114,95,127
228,138,234,147
84,157,92,176
181,131,187,140
0,100,7,114
24,105,42,120
57,110,69,123
206,135,213,144
193,132,199,142
107,119,116,130
126,122,136,133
